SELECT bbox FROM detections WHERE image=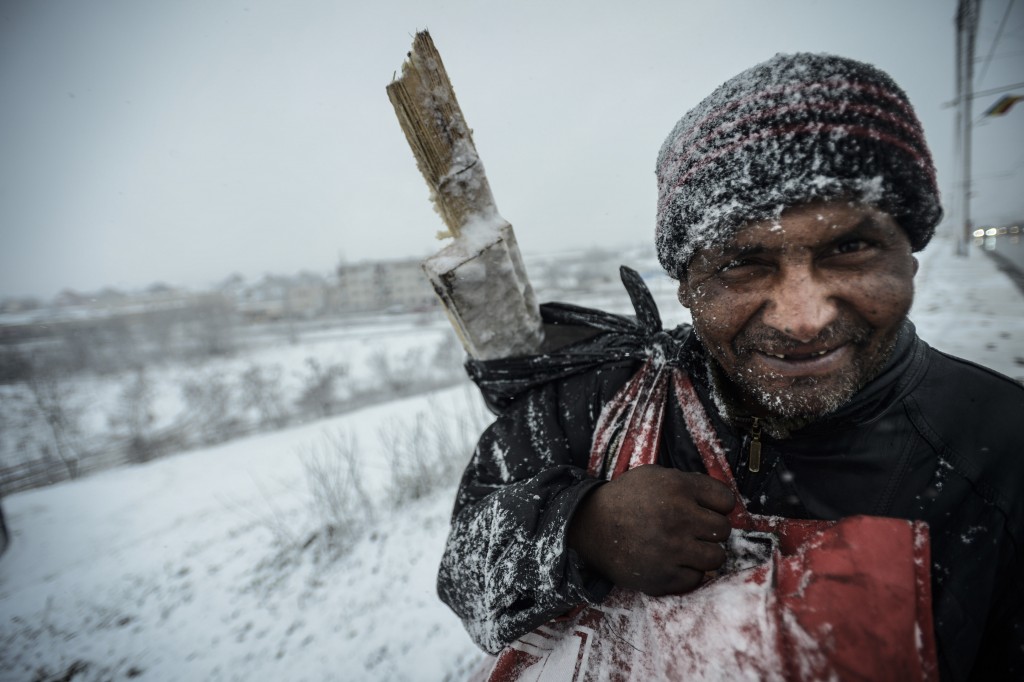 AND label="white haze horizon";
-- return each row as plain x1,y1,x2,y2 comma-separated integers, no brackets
1,0,1022,300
